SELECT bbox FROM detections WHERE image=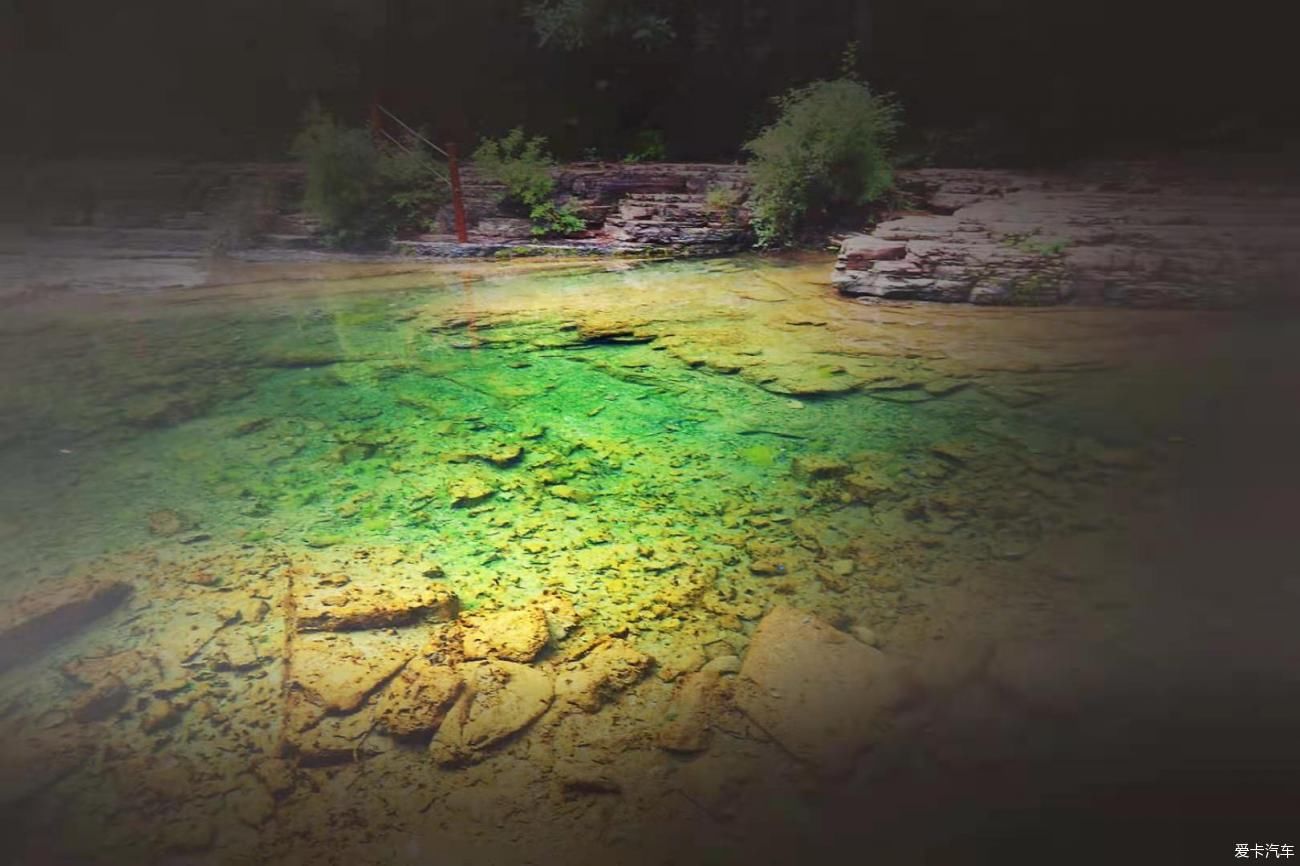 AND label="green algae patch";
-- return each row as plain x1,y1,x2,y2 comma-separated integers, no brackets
739,444,780,468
